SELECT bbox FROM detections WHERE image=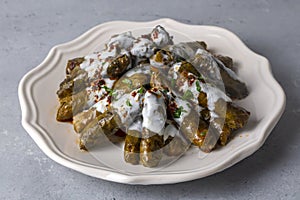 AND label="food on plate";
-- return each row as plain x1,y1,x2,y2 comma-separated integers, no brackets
124,118,142,165
56,25,250,167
